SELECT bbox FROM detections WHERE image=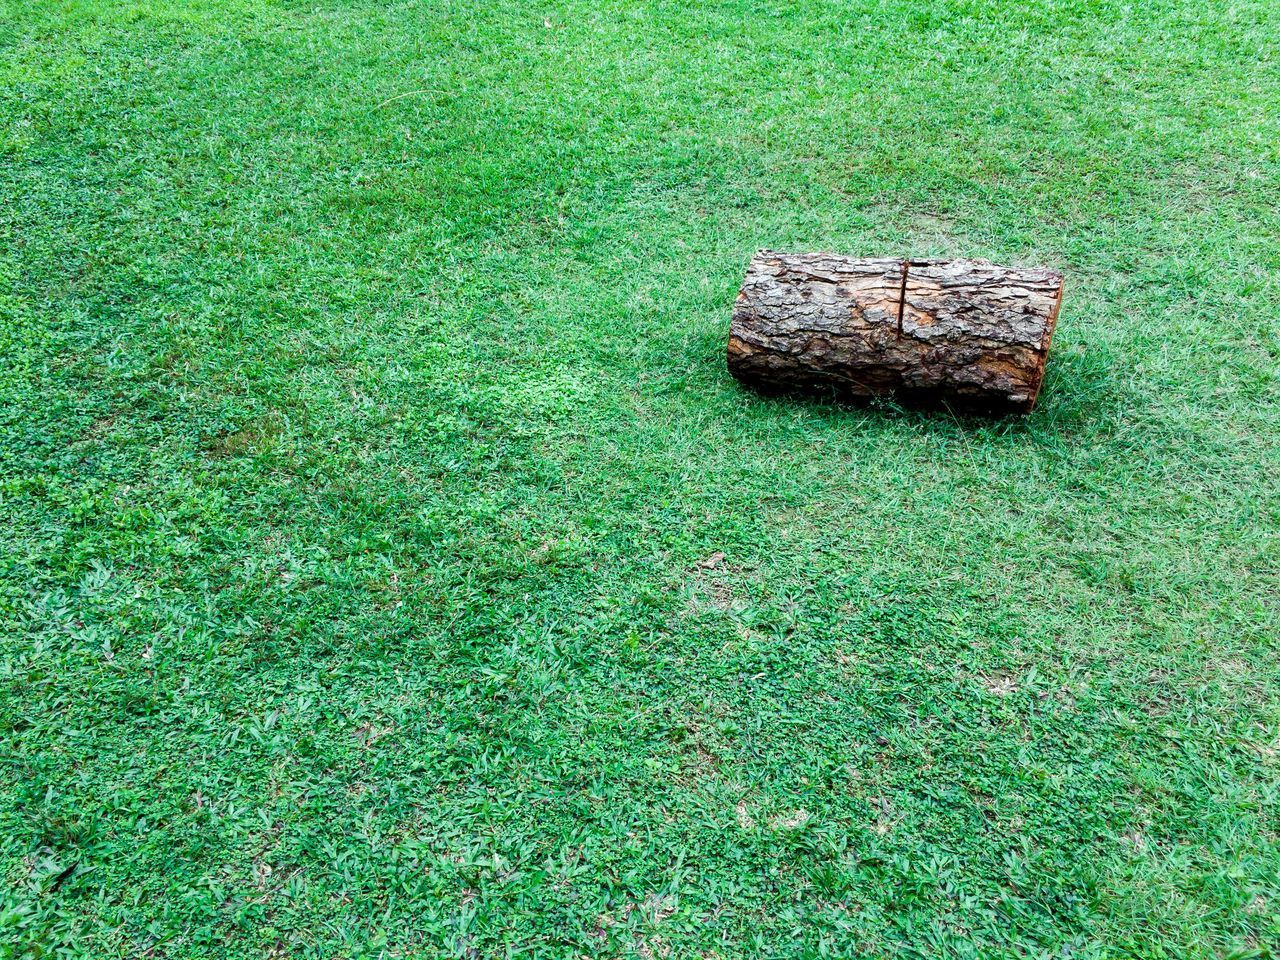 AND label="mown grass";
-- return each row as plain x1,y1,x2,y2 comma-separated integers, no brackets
2,0,1278,956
